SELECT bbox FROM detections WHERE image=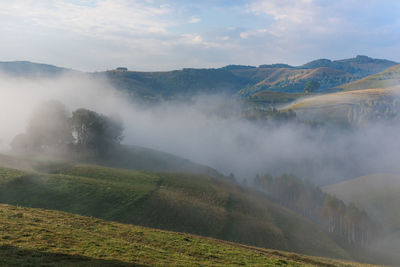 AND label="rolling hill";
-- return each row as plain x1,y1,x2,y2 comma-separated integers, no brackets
300,55,396,76
0,163,351,260
282,87,400,125
1,55,396,100
0,143,221,178
337,64,400,91
234,55,397,96
0,61,73,76
0,204,382,266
